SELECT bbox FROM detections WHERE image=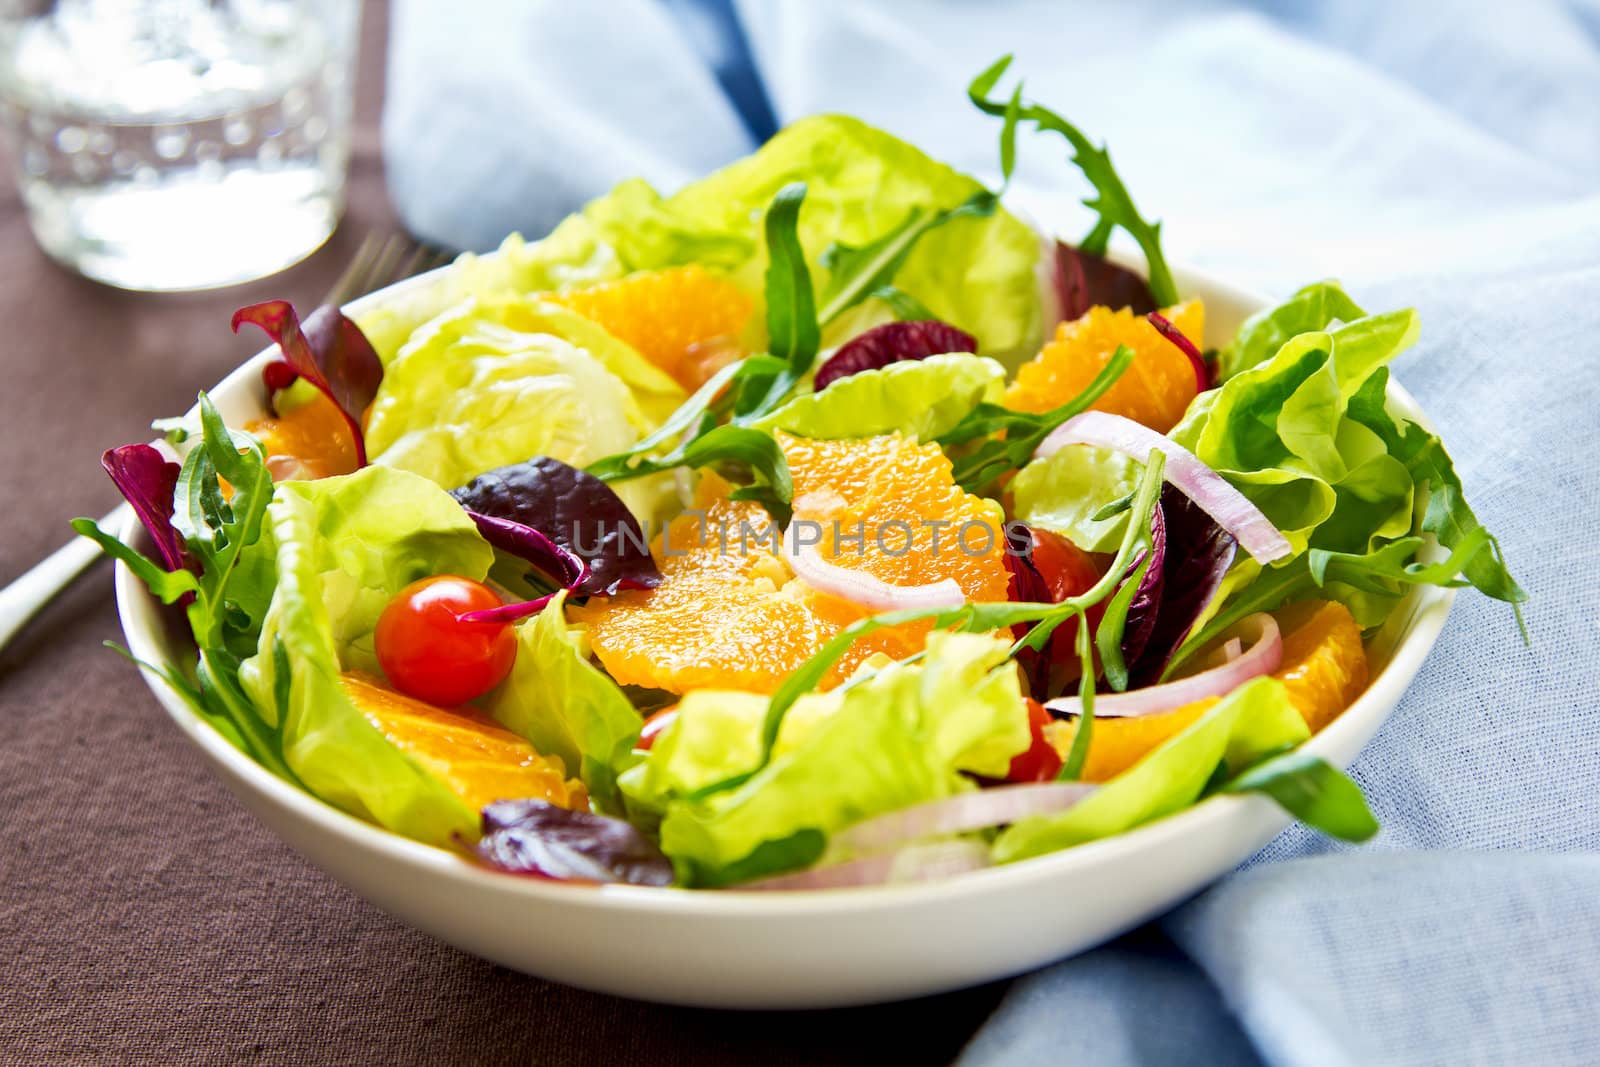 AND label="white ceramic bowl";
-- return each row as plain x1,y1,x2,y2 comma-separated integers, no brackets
116,259,1453,1008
